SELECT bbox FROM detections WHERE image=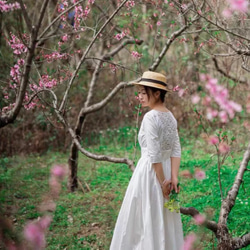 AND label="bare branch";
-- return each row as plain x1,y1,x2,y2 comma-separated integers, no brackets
81,79,138,115
233,233,250,249
54,107,135,171
219,140,250,225
213,57,248,85
180,207,218,233
36,0,50,35
149,14,200,71
59,0,129,112
17,0,32,32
